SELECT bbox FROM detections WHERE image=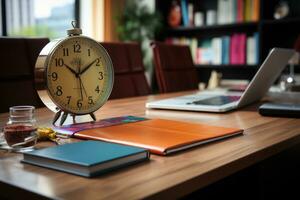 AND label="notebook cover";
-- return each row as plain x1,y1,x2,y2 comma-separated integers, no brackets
74,119,243,155
22,140,149,177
